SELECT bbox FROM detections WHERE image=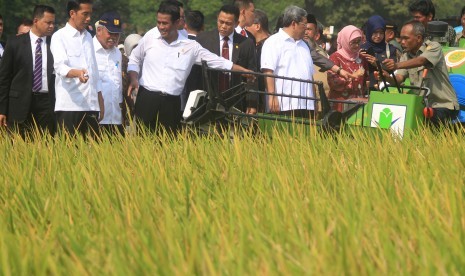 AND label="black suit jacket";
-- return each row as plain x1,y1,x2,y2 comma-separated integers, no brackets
196,30,257,109
0,33,55,123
